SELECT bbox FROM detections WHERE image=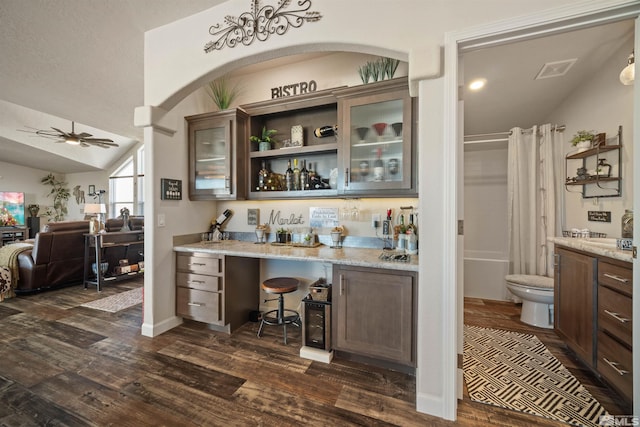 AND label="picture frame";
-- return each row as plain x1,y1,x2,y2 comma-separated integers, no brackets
160,178,182,200
88,184,96,195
